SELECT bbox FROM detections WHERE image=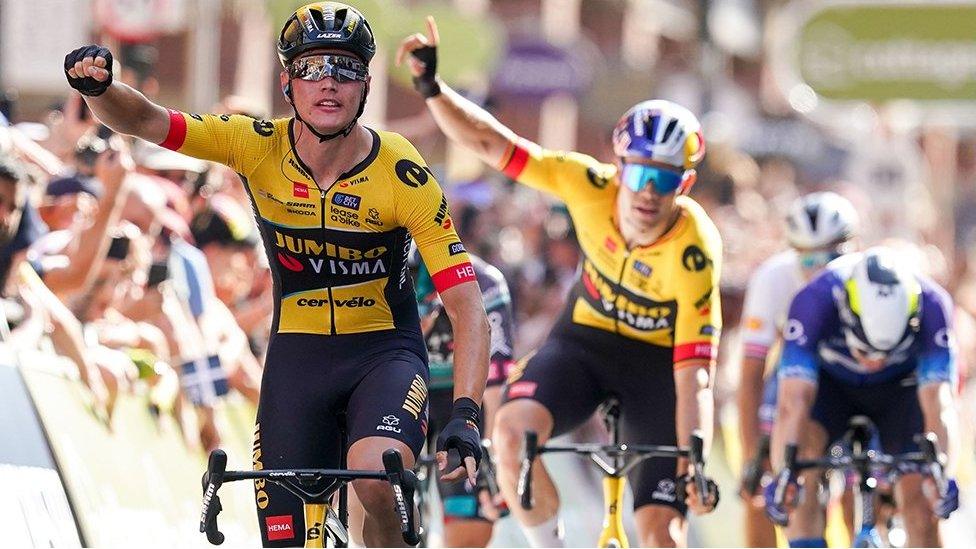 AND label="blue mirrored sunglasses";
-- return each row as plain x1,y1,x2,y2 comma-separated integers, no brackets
620,163,684,194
